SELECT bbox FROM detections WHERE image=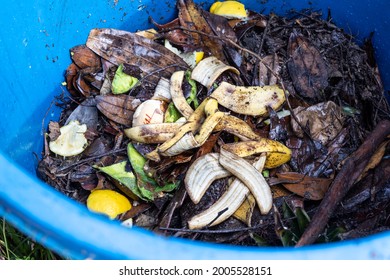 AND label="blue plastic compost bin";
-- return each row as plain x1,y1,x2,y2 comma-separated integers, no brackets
1,0,389,260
